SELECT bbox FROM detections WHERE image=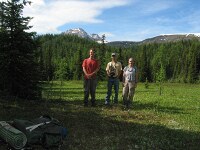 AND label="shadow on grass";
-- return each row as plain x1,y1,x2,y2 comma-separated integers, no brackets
43,87,83,90
0,99,199,150
43,95,187,115
63,108,200,150
44,90,83,95
132,101,187,114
